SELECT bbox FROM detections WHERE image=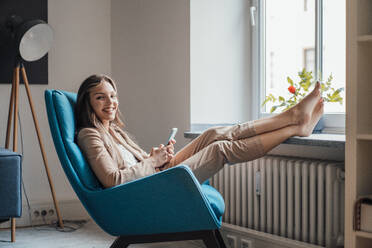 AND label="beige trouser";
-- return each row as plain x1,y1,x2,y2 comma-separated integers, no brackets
163,122,265,184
